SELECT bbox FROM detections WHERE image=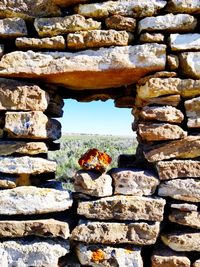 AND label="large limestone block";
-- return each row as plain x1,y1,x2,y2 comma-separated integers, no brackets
0,18,27,38
0,44,166,90
138,123,187,141
0,78,49,111
71,220,160,245
34,15,101,37
67,30,132,50
105,15,136,31
0,0,61,20
158,179,200,202
0,238,69,267
179,52,200,79
161,232,200,252
0,219,70,239
5,111,61,140
74,170,113,197
157,160,200,180
110,168,159,196
16,36,66,50
76,0,167,18
0,186,72,215
0,156,56,174
78,195,166,221
169,210,200,229
76,243,143,267
166,0,200,14
169,33,200,51
145,136,200,162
